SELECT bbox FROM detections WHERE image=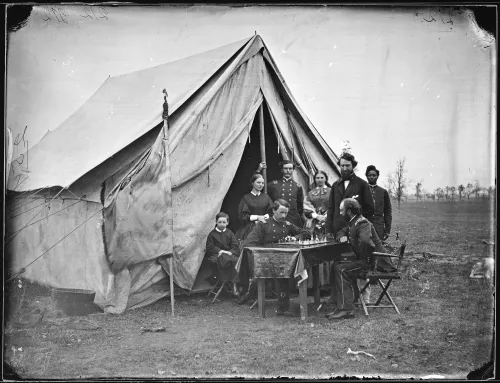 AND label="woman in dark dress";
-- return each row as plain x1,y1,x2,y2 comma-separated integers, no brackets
235,173,274,241
235,173,273,304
